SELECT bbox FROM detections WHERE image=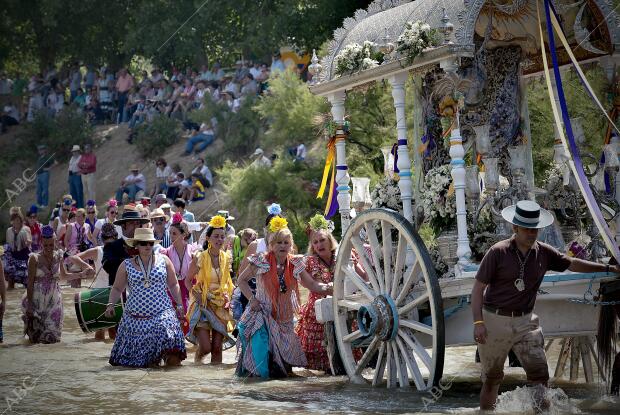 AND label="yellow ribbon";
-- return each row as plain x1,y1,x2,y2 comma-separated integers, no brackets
317,136,337,199
323,163,337,216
